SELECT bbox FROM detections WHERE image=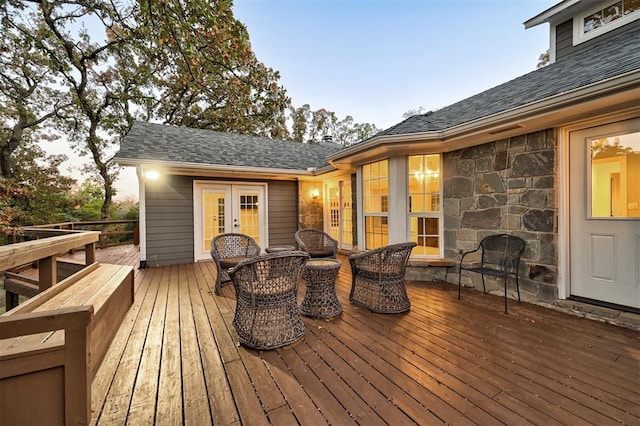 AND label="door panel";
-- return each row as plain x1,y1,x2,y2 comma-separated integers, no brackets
234,186,264,246
569,119,640,308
